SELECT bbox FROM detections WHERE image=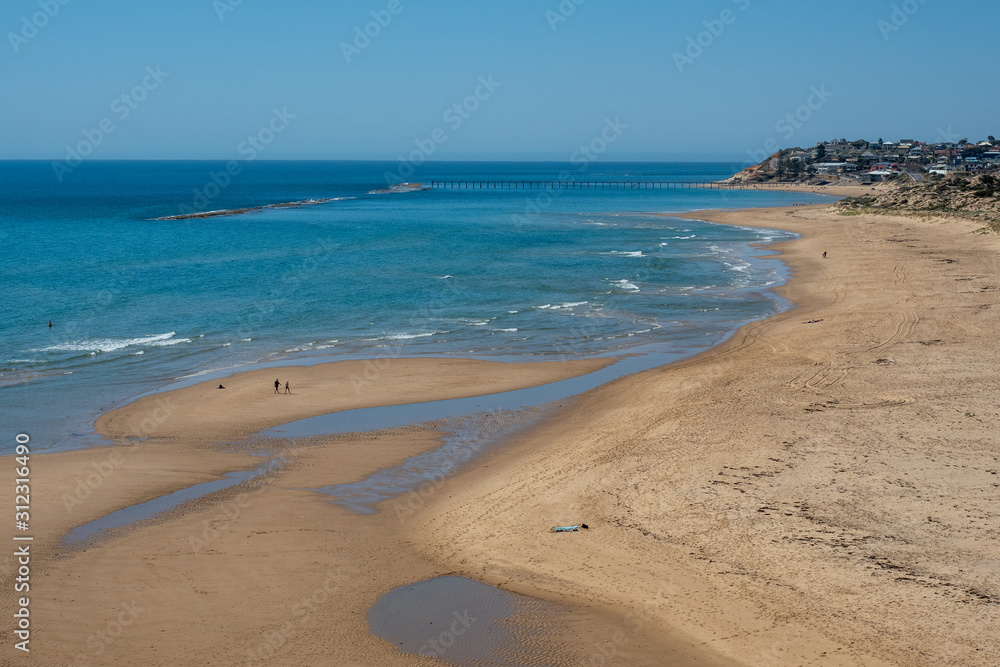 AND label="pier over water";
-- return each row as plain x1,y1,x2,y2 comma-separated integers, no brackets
429,180,753,190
